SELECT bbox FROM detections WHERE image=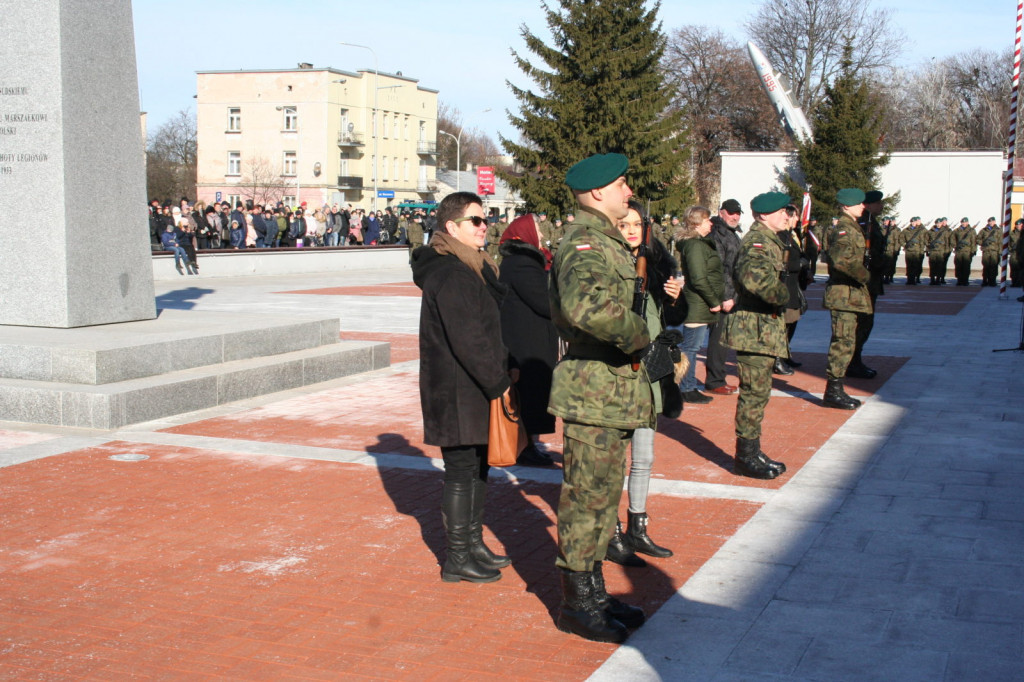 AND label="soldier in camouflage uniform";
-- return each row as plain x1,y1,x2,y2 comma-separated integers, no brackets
720,191,792,479
882,217,901,284
977,217,1003,286
952,217,978,286
850,191,886,379
901,217,928,284
1010,219,1023,287
928,217,953,284
822,189,870,410
548,153,650,644
485,213,508,263
537,211,562,255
